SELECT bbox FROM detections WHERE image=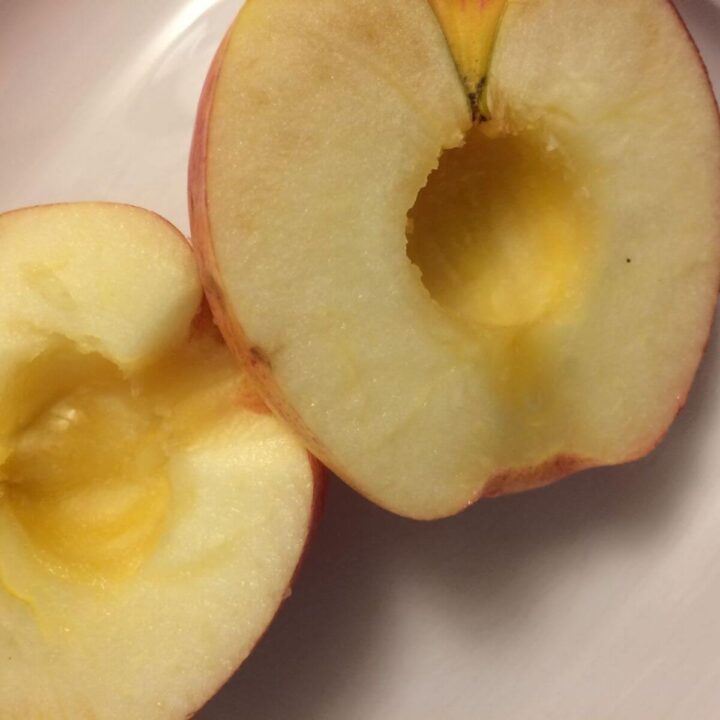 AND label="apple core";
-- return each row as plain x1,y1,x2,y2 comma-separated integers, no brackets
407,124,592,330
1,343,171,580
